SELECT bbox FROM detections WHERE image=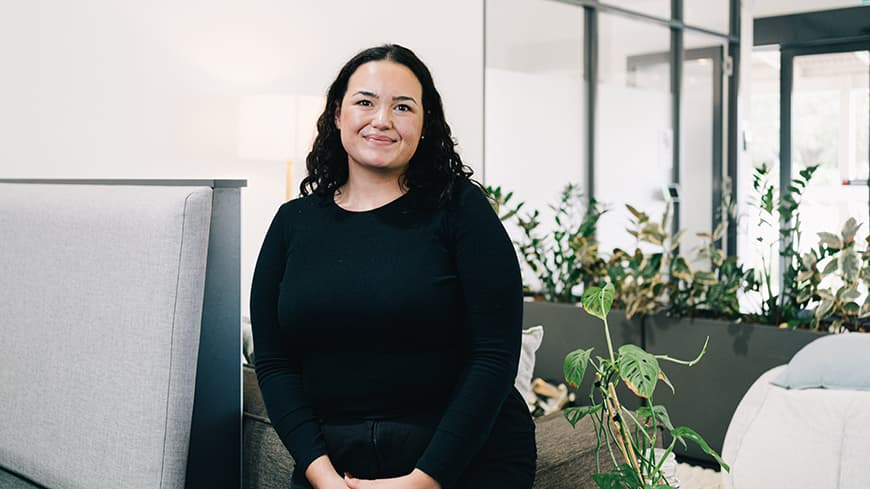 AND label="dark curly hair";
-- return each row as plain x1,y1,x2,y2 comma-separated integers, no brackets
299,44,474,206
